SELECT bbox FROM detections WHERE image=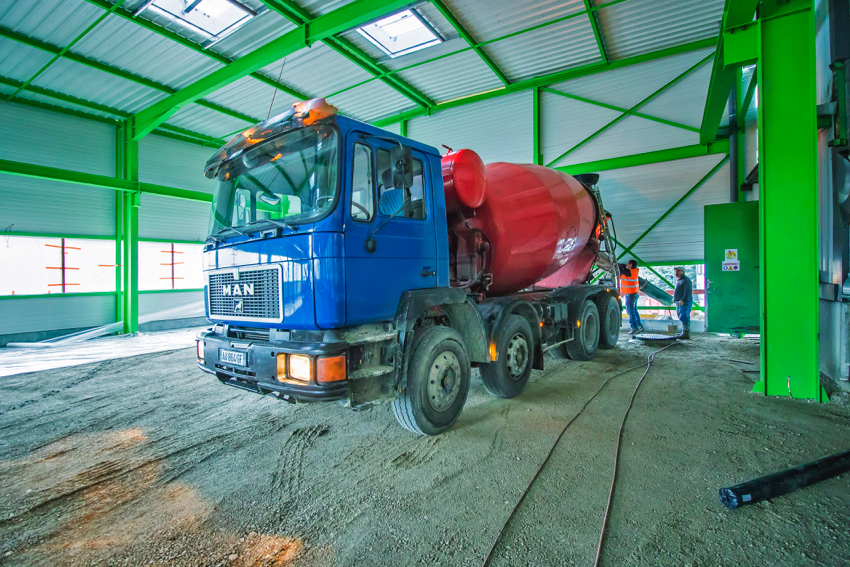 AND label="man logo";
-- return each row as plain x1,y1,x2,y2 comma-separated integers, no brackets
222,283,254,297
234,299,244,314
